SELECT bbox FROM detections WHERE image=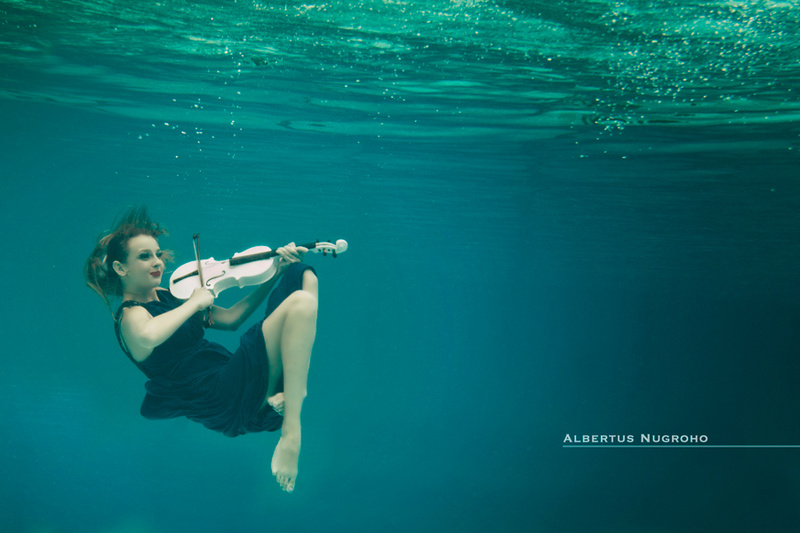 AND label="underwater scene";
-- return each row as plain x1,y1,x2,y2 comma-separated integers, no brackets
1,0,799,531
